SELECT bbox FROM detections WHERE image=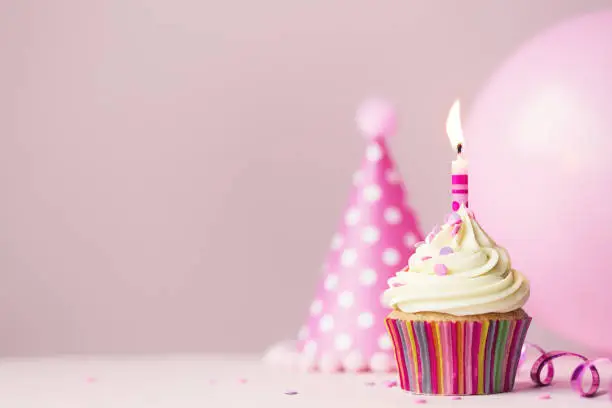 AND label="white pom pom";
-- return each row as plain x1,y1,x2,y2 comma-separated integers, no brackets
370,352,395,372
319,353,343,373
343,350,367,372
262,340,299,368
356,98,397,140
